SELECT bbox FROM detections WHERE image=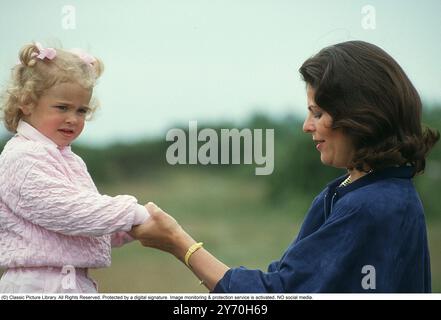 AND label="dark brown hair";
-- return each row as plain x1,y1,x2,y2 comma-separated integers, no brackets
299,40,439,174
